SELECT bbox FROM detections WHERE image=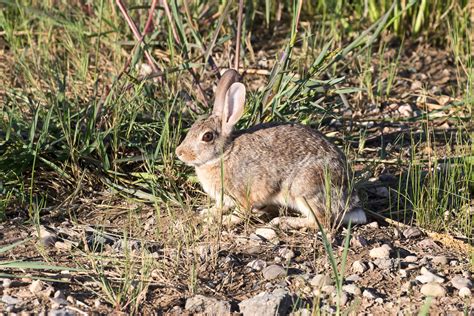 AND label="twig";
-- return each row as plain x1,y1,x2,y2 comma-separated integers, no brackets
161,0,180,44
115,0,159,73
143,0,158,36
234,0,244,70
